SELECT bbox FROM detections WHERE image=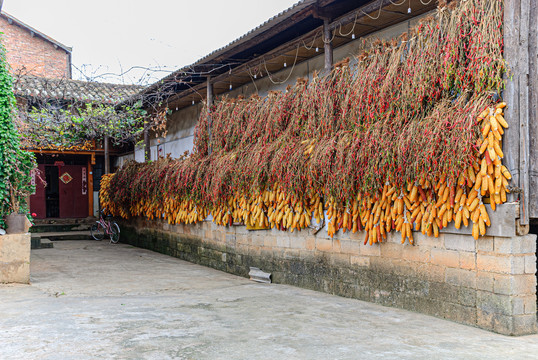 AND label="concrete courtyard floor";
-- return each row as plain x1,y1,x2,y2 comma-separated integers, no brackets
1,241,538,360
